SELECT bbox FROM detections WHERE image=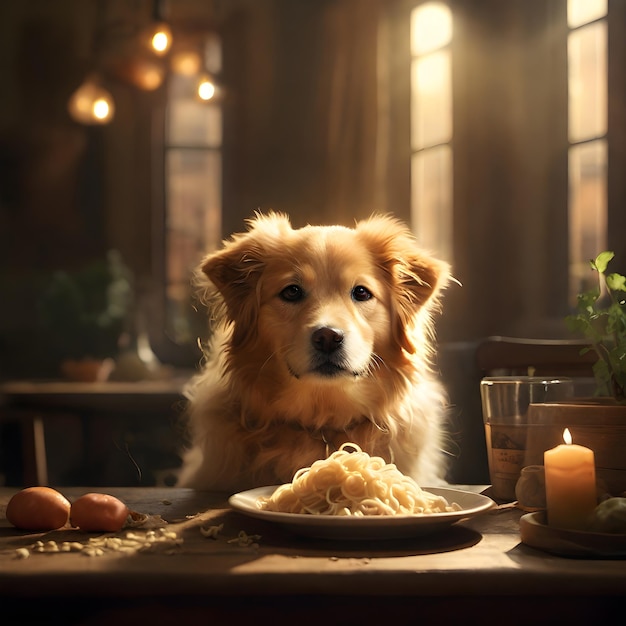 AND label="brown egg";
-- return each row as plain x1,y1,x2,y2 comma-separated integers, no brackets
6,486,71,531
70,492,130,532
